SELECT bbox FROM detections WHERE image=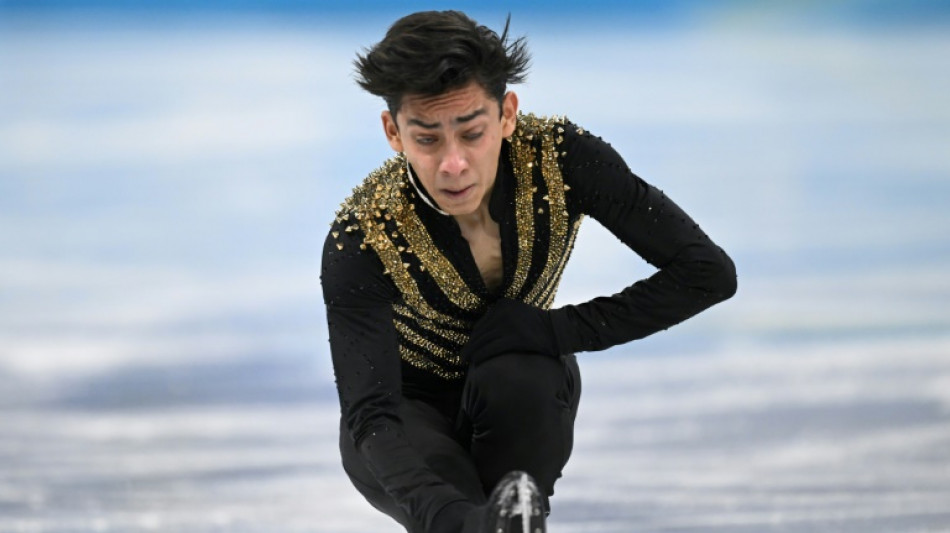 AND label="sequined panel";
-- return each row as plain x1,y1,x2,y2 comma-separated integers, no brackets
523,115,574,308
504,119,538,300
398,345,464,380
393,304,470,346
393,320,463,365
397,201,482,311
